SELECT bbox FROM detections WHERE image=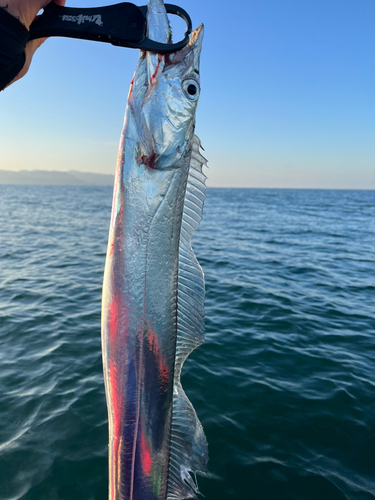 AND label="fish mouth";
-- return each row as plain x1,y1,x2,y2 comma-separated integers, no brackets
184,23,204,49
167,24,204,66
147,0,171,44
145,0,203,53
145,0,204,82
